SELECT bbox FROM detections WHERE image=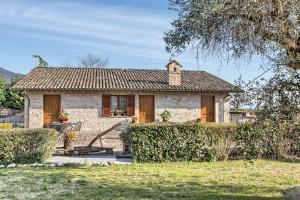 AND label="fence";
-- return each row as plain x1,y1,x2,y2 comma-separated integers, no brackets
0,109,24,128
